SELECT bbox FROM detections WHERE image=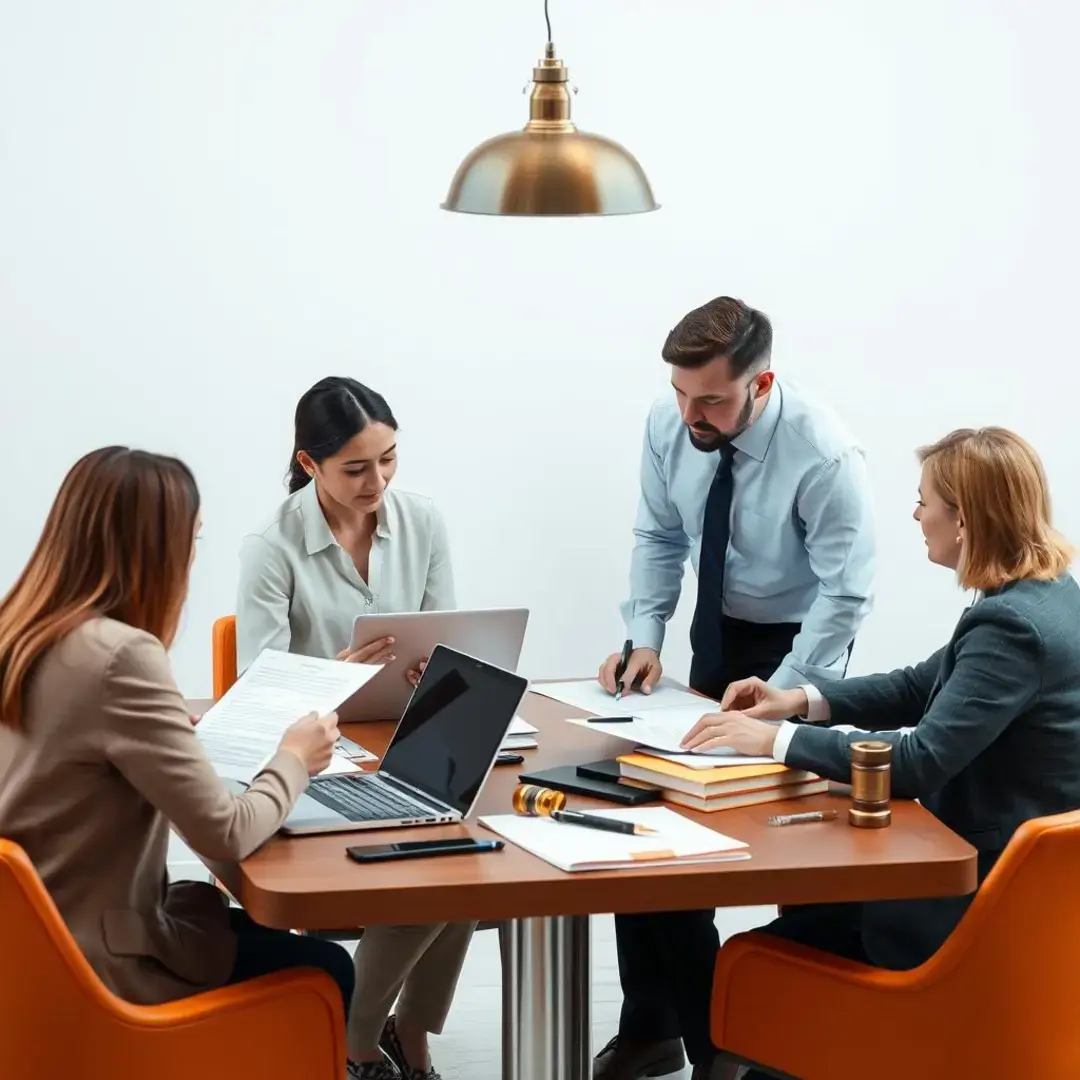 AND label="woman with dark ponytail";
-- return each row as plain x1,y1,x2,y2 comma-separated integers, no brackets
238,376,454,678
236,376,469,1080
